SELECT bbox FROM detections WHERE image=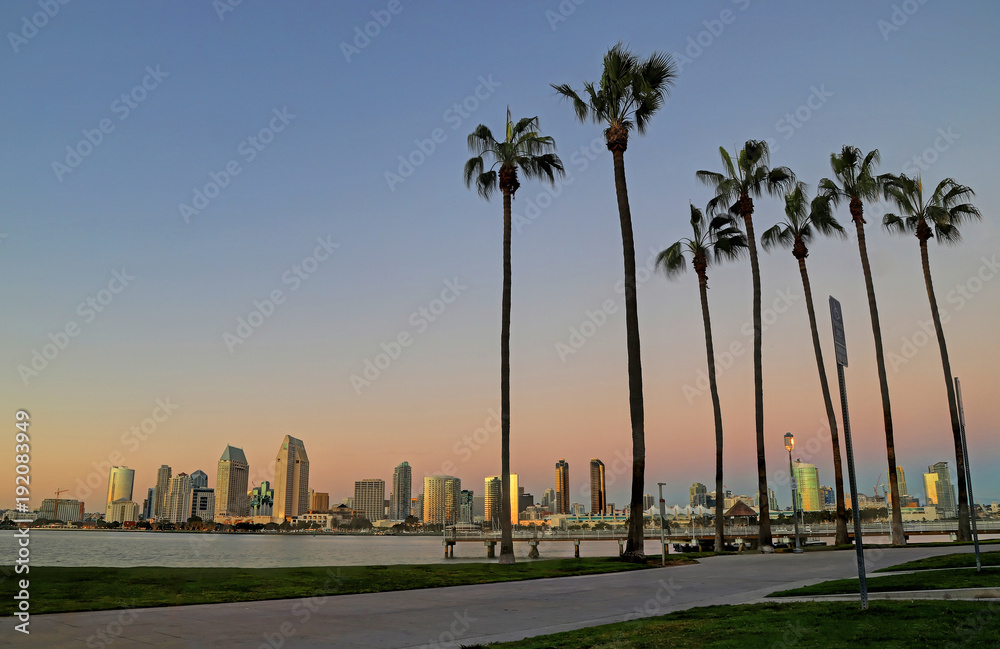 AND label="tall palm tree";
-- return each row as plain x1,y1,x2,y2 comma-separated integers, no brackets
551,43,677,560
657,205,747,552
761,183,849,545
881,174,981,541
464,108,564,564
818,146,905,546
696,140,794,551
